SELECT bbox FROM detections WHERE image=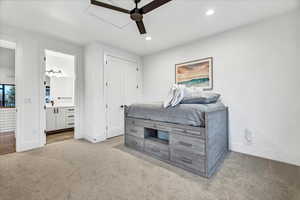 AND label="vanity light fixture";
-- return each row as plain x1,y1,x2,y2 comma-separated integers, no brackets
46,69,63,77
206,9,215,16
